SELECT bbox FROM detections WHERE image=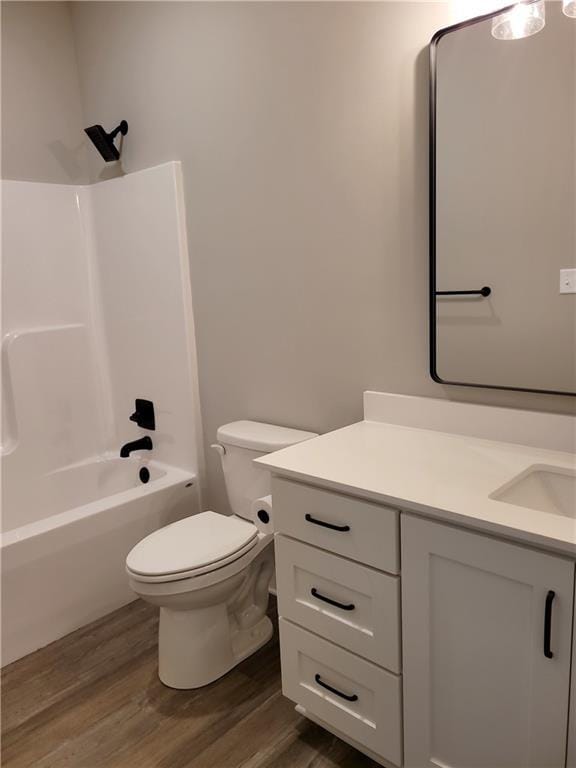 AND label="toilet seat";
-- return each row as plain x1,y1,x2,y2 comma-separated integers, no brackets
127,531,272,597
126,511,258,583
